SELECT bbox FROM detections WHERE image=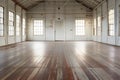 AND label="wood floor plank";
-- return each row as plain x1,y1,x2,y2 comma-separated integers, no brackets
0,41,120,80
